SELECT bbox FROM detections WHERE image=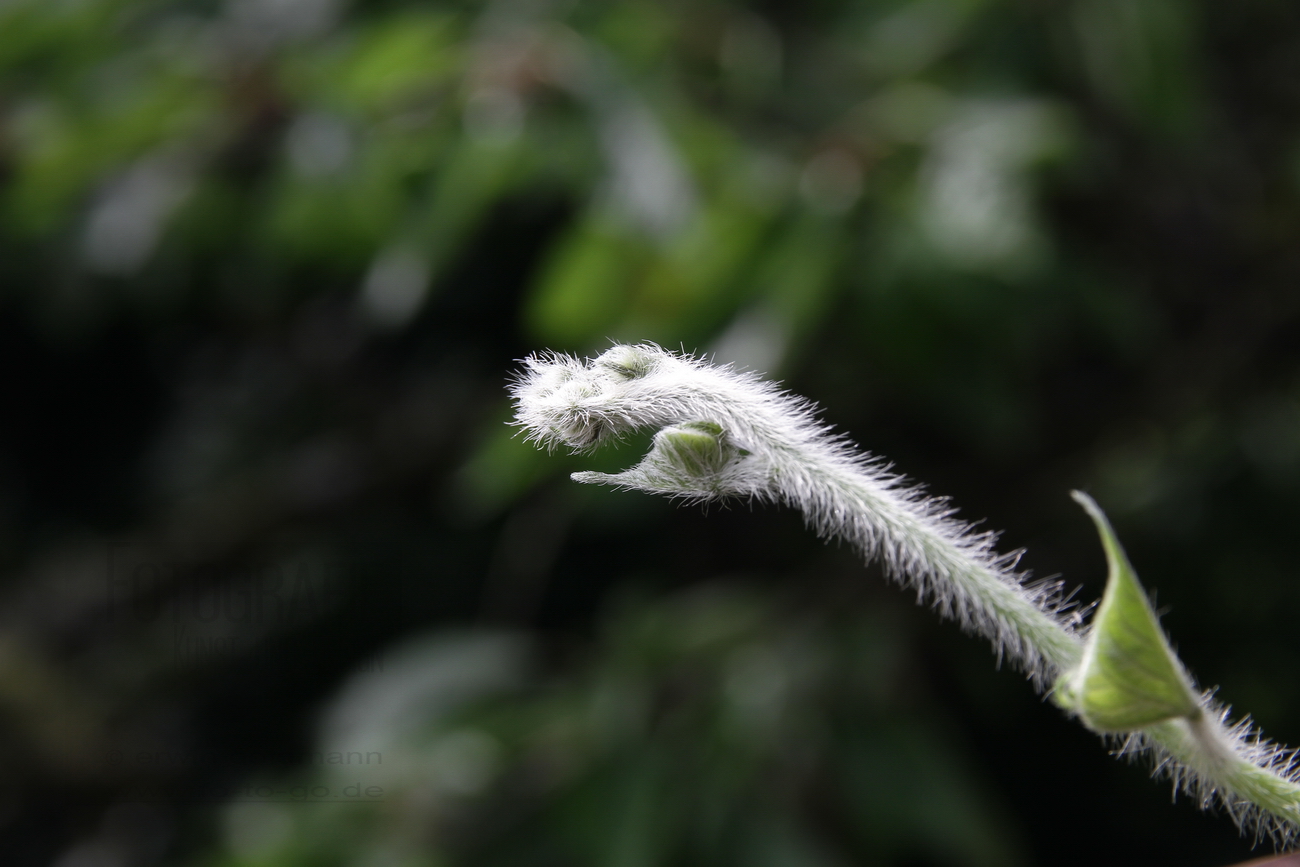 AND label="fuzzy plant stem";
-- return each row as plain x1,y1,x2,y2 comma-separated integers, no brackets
522,348,1081,681
511,343,1300,844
